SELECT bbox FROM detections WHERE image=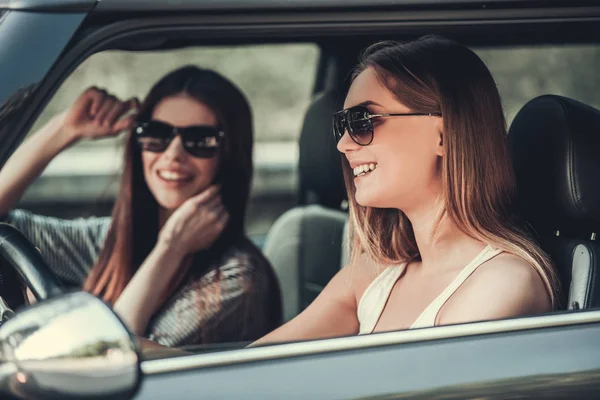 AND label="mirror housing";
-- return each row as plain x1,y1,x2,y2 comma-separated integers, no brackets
0,291,140,399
